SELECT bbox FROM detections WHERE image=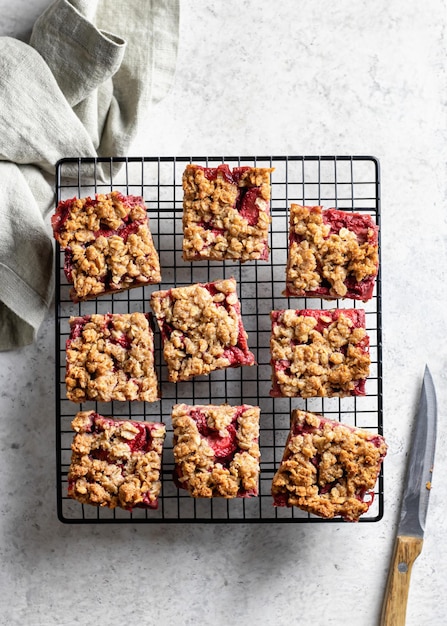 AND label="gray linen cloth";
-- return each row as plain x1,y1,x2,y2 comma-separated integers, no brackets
0,0,179,350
